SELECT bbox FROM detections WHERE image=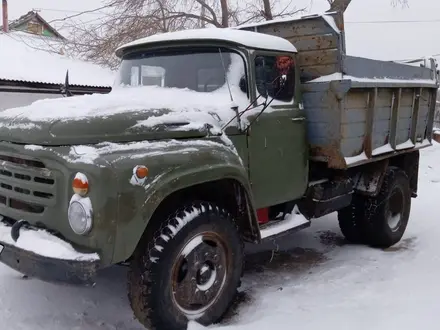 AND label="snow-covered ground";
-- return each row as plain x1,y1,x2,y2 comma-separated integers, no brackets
2,143,440,329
